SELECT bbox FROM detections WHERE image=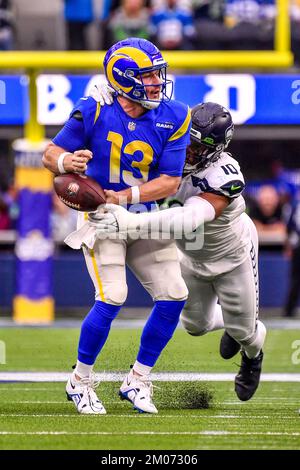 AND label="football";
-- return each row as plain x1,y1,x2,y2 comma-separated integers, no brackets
53,173,106,212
